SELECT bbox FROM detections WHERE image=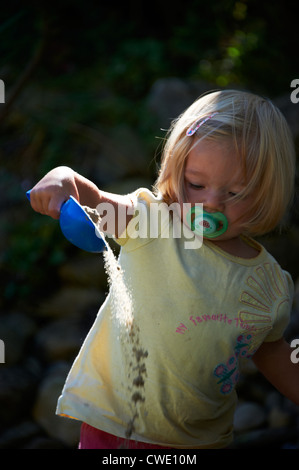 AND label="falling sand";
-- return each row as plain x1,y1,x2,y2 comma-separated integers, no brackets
83,205,134,328
83,205,148,440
